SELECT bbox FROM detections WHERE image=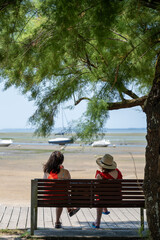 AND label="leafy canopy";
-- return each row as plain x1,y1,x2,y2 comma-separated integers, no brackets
0,0,160,139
